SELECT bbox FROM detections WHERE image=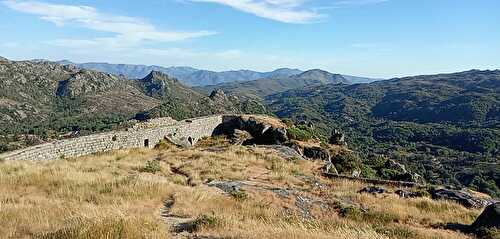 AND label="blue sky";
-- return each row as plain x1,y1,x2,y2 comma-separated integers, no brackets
0,0,499,78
